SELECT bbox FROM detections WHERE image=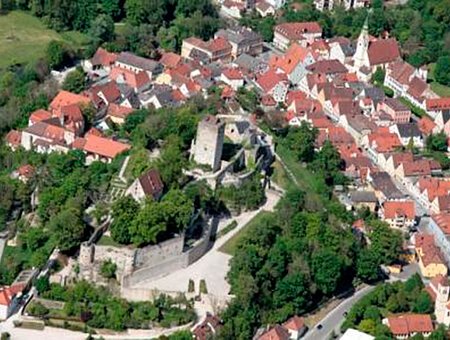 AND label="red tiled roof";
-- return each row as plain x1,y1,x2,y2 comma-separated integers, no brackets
159,52,182,69
426,97,450,111
368,131,402,153
73,135,130,159
368,39,401,66
418,117,437,136
0,289,11,306
29,109,52,124
221,85,235,99
387,314,433,335
110,66,150,90
256,69,287,93
222,67,243,80
285,90,307,106
107,103,134,120
383,200,415,220
91,47,117,67
138,169,164,198
269,43,312,74
432,213,450,235
262,95,277,106
418,177,450,201
258,325,290,340
5,130,22,146
306,59,347,74
407,77,428,100
17,164,34,178
274,22,322,41
49,91,91,115
283,316,305,331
